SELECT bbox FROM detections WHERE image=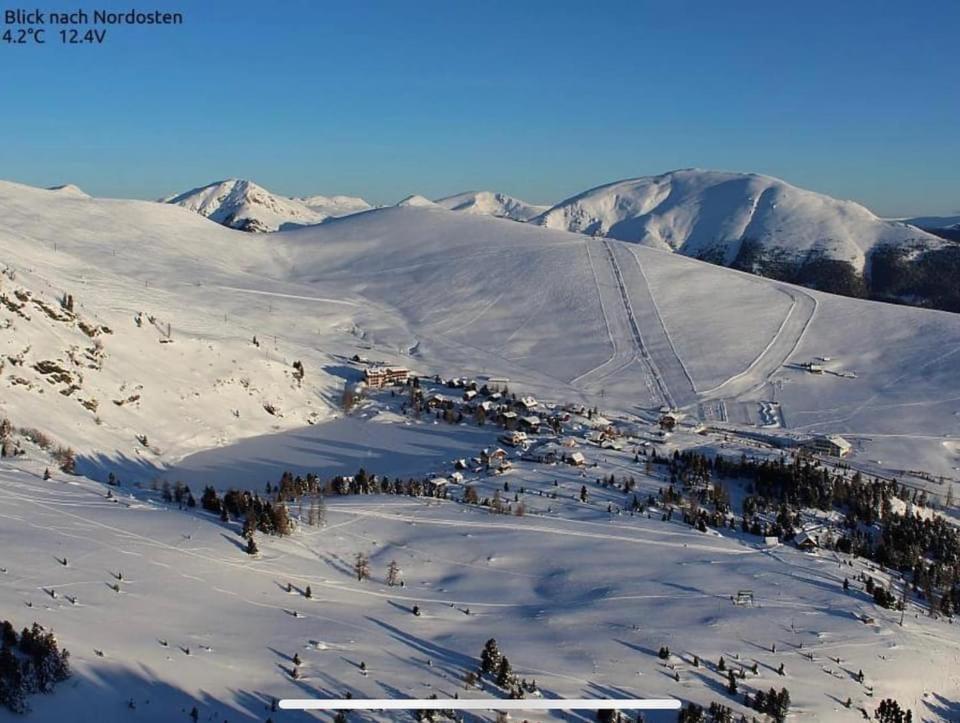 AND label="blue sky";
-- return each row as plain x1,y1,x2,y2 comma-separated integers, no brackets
1,0,958,216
